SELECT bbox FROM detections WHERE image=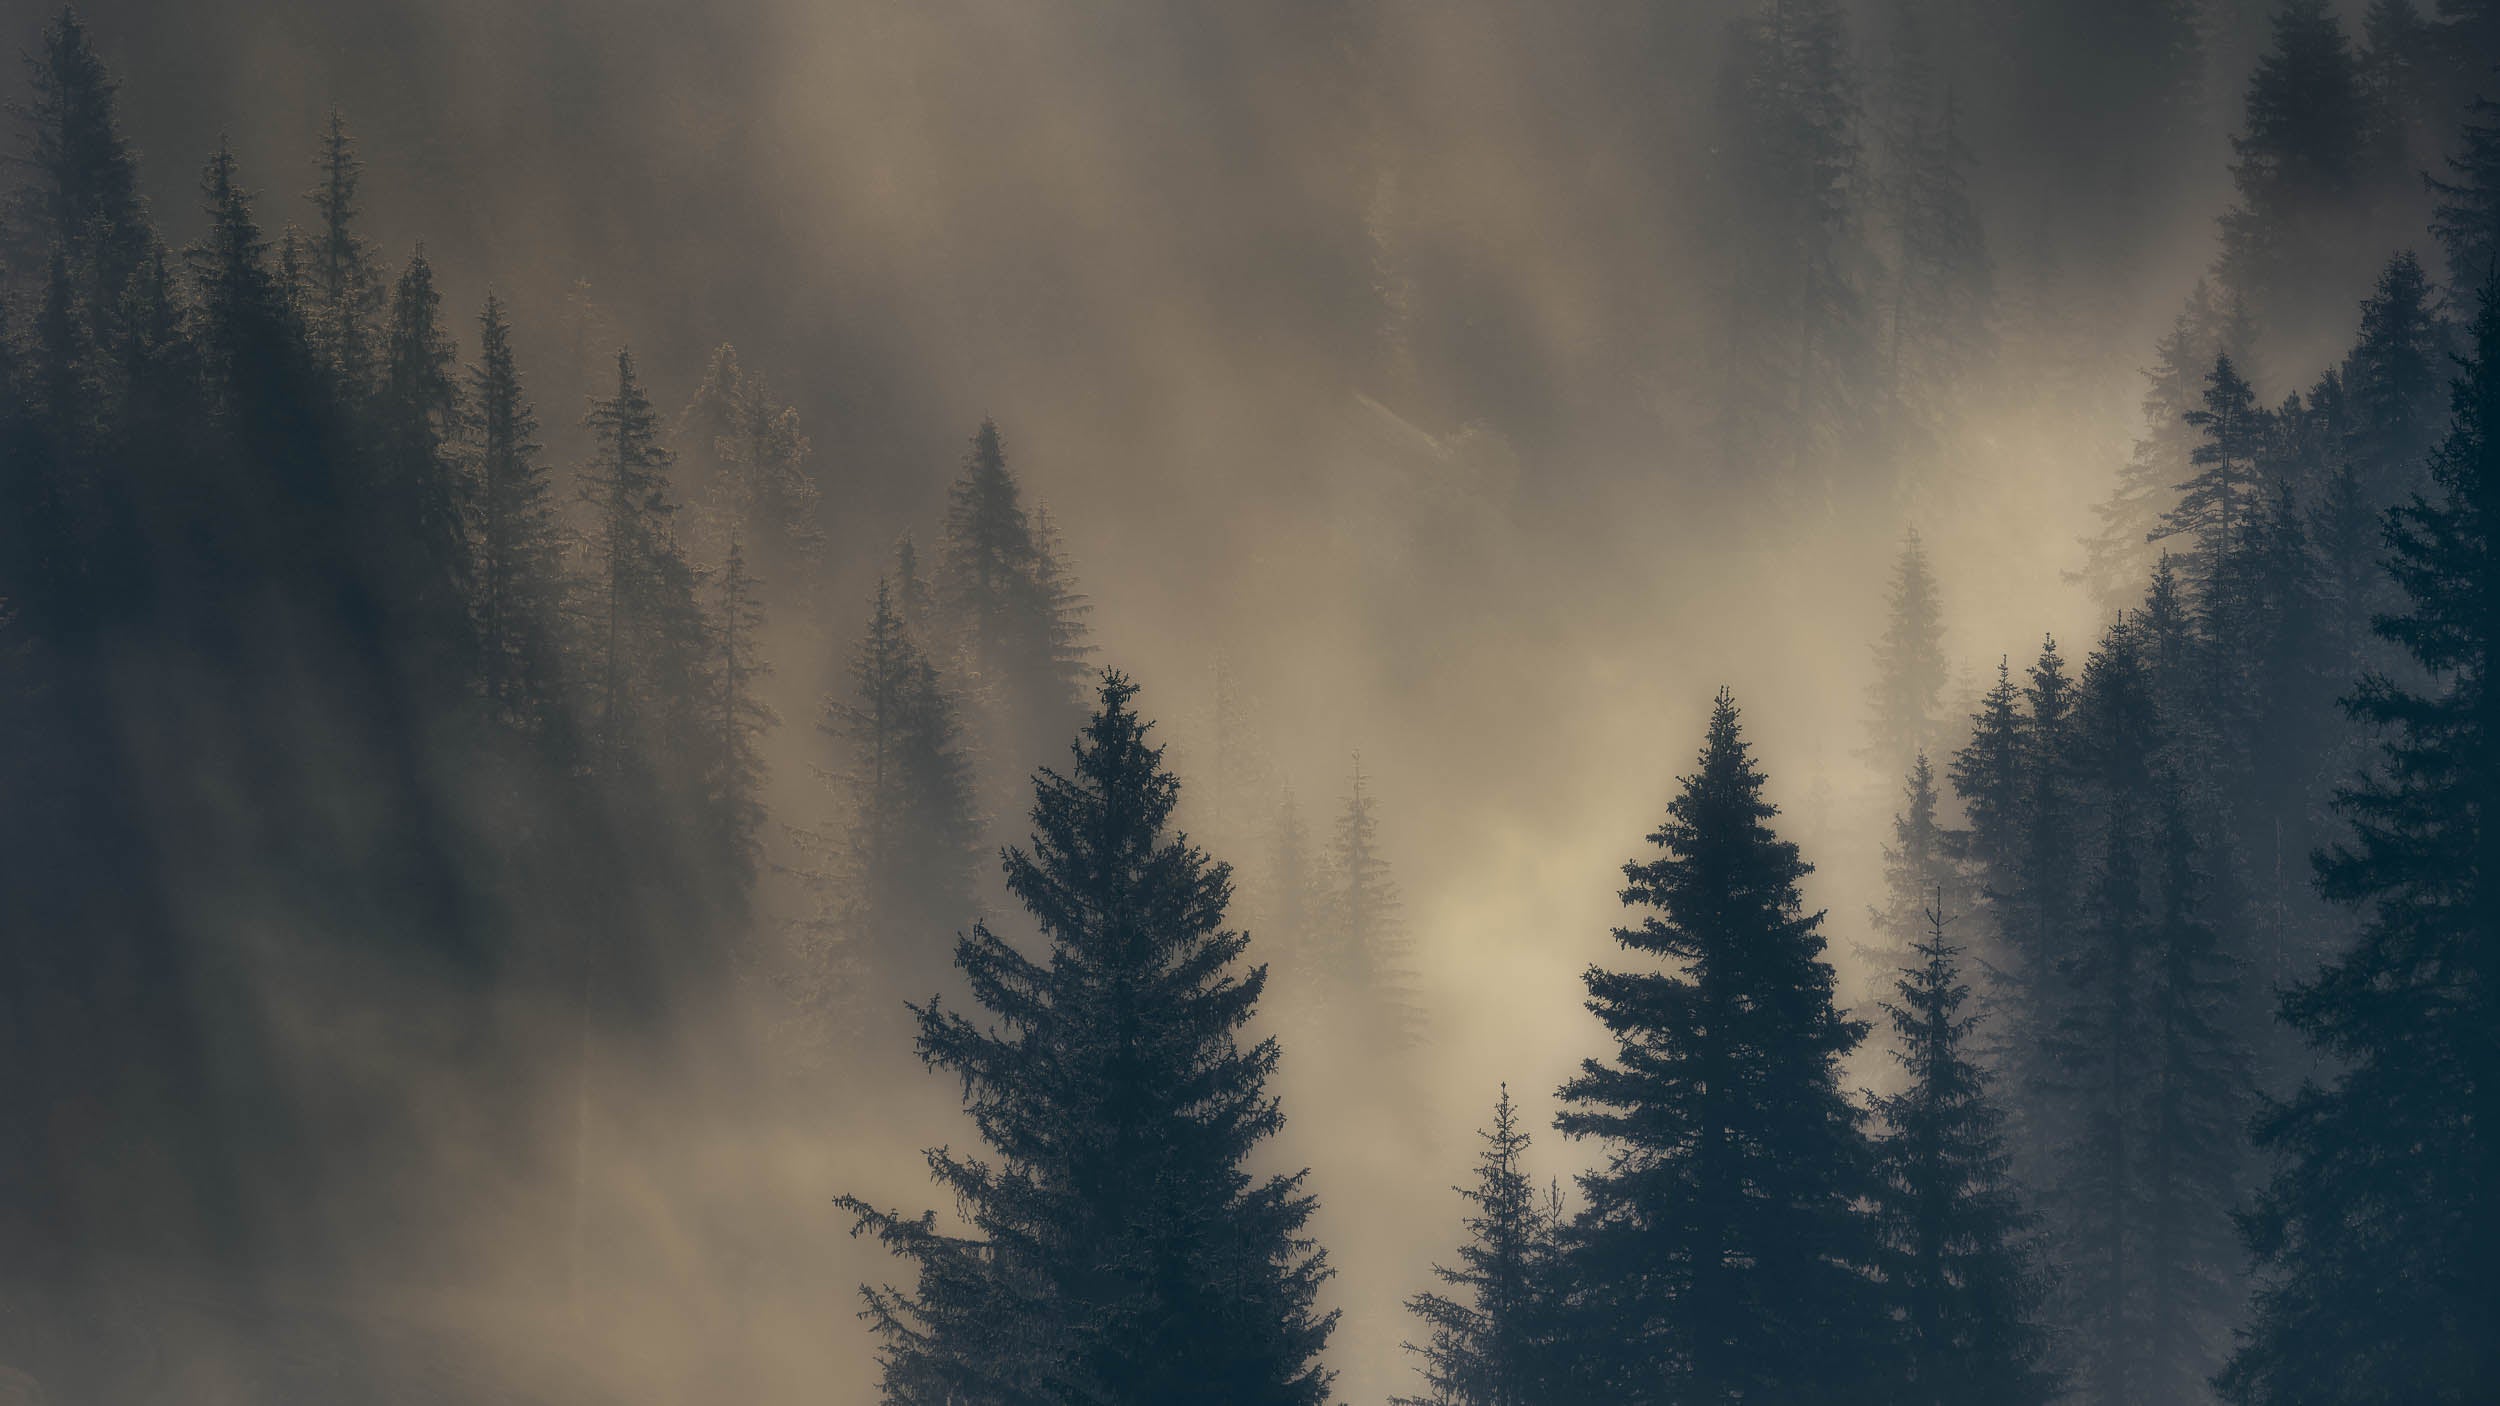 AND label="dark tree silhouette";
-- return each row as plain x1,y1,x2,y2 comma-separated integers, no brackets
839,674,1337,1406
